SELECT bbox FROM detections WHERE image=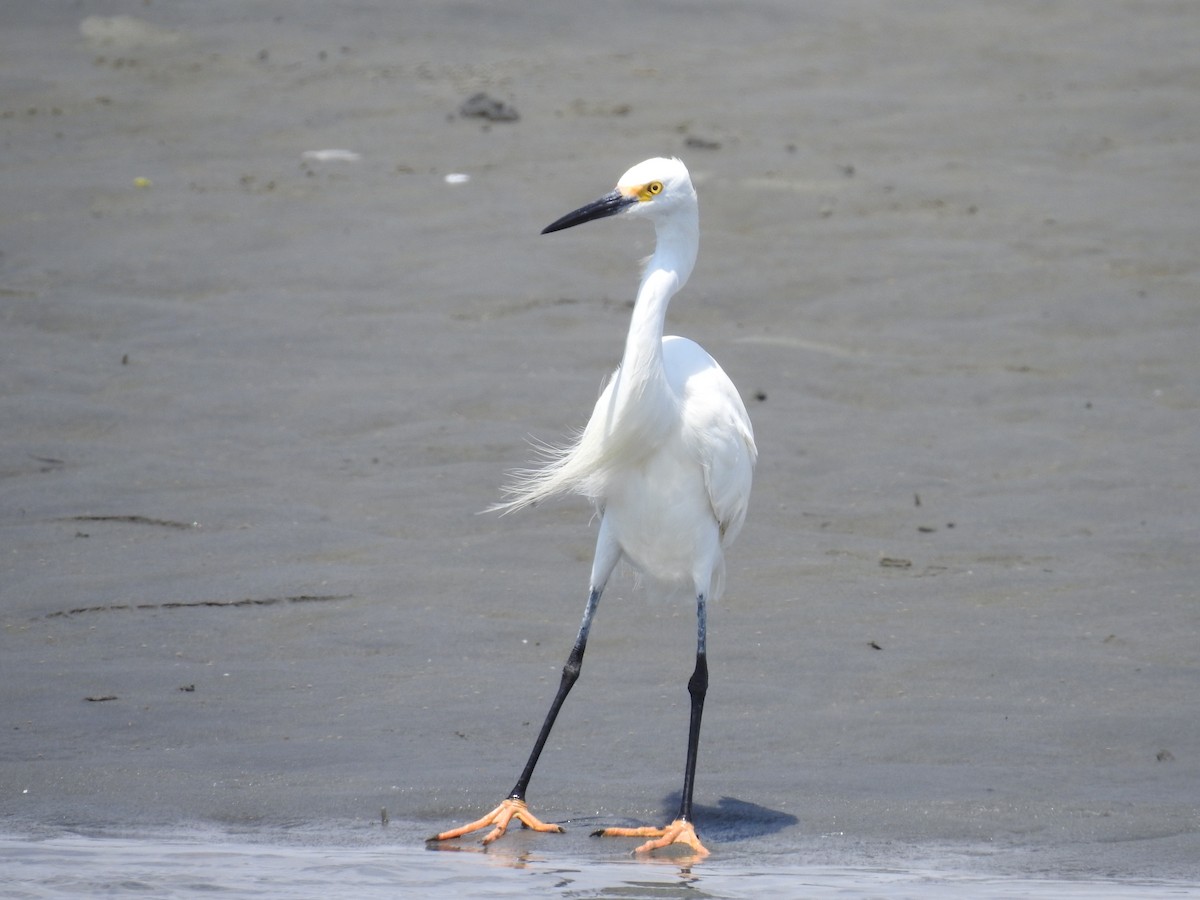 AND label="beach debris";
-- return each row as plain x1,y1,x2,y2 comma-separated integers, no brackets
42,594,351,620
30,455,64,472
66,514,197,529
459,92,519,122
301,149,362,163
85,695,118,702
880,557,912,568
444,173,470,185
